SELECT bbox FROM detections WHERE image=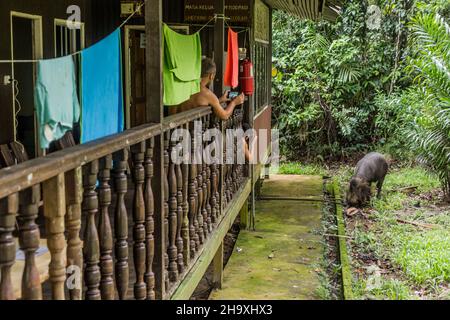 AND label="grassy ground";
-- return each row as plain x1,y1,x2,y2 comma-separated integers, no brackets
274,162,450,300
